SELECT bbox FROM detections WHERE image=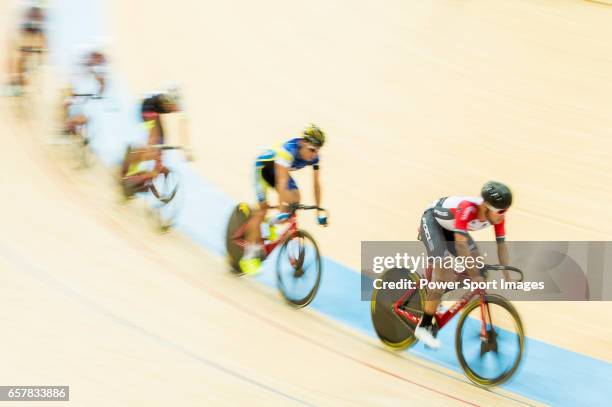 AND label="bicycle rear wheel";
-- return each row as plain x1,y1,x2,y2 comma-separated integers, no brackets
275,229,321,308
455,294,524,386
370,268,422,350
225,203,251,274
